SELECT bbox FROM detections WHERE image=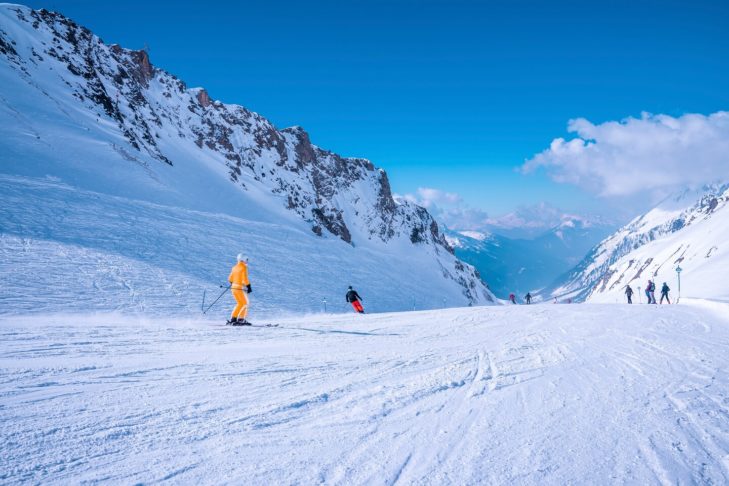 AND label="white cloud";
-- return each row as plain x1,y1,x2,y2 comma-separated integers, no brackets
396,187,488,230
413,187,462,208
522,111,729,197
486,202,565,231
483,202,614,239
396,189,613,239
